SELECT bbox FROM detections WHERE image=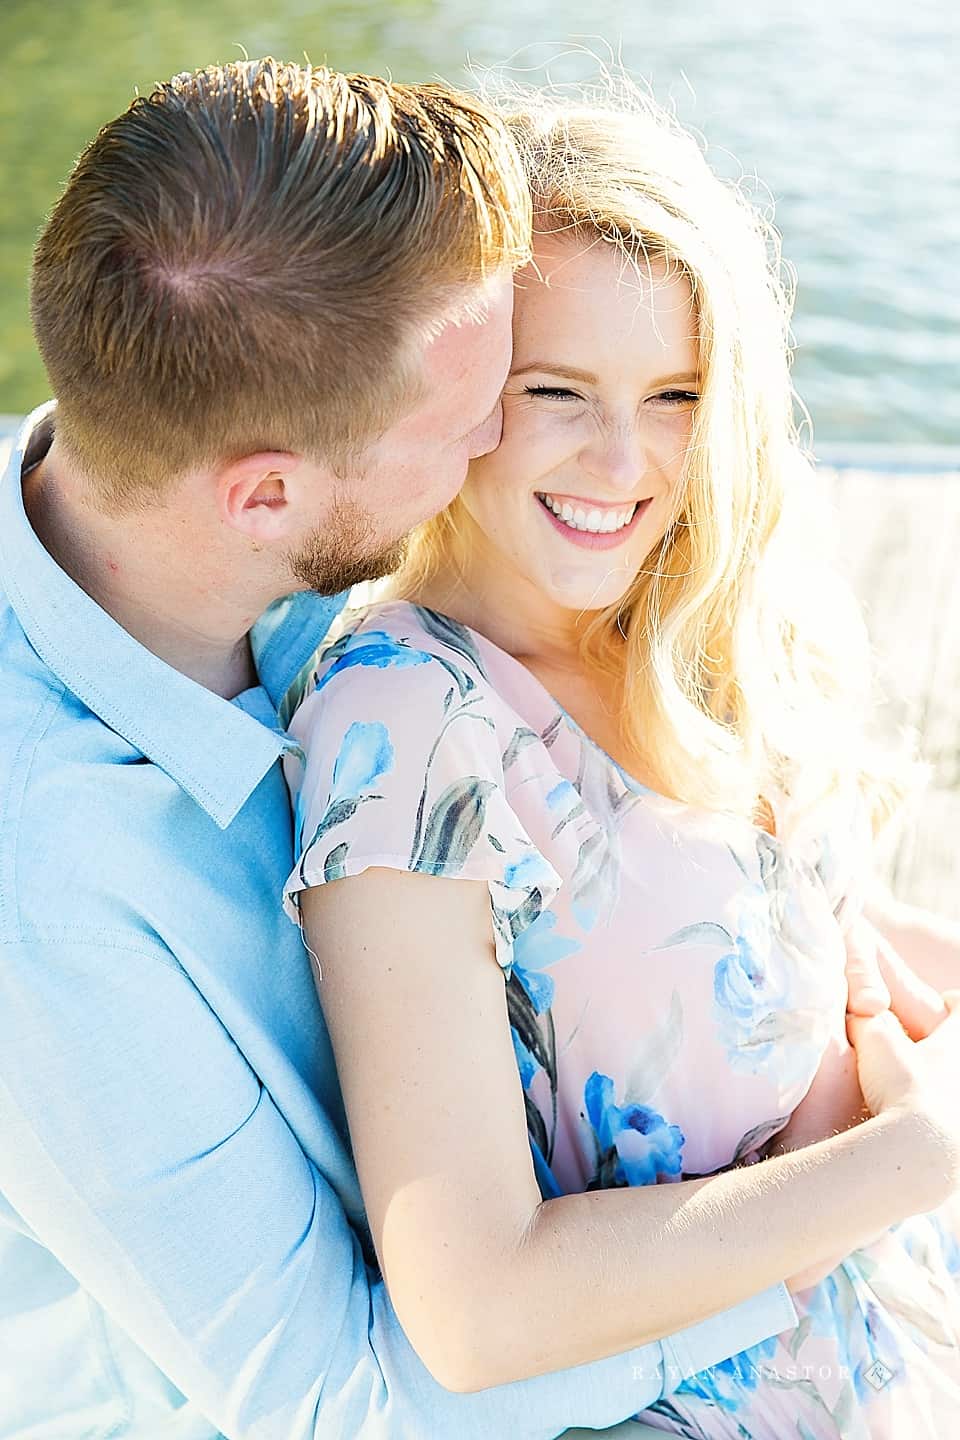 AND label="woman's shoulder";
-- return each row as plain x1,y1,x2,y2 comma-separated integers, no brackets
284,598,533,769
346,599,494,672
303,598,500,706
282,599,567,943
